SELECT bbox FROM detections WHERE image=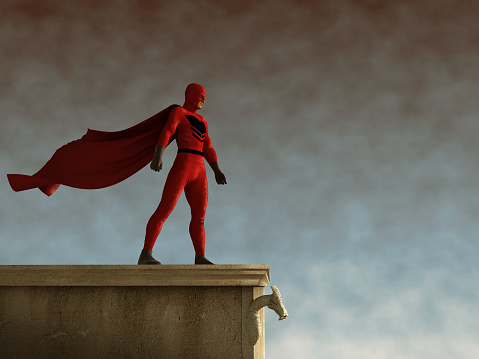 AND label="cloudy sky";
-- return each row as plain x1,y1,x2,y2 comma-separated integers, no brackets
1,0,479,357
